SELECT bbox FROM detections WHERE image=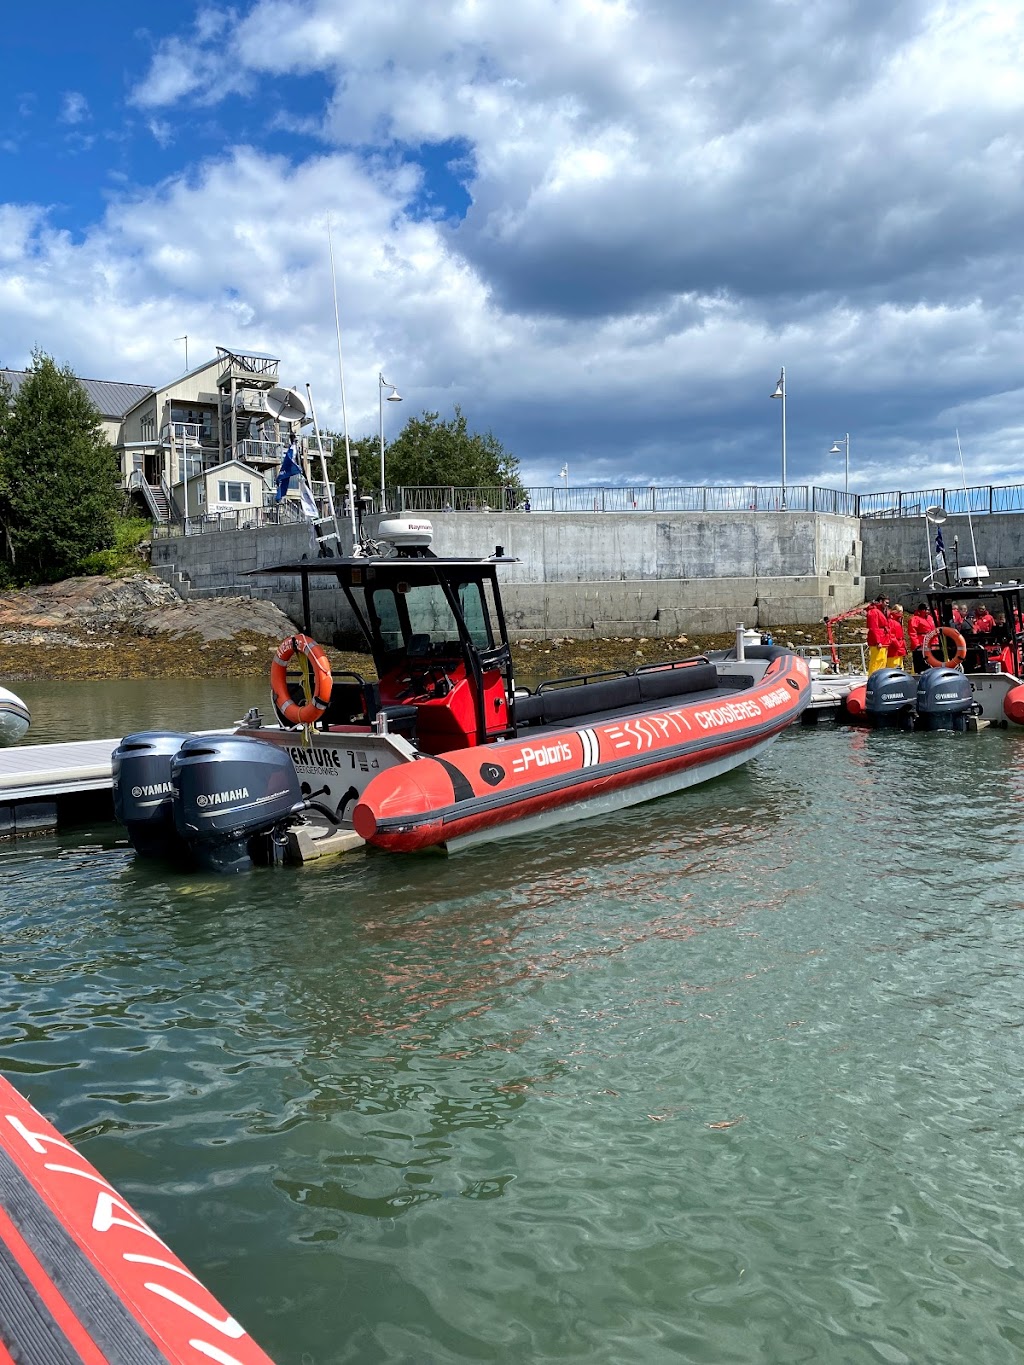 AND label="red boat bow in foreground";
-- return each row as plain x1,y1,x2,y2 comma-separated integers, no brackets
0,1075,273,1364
